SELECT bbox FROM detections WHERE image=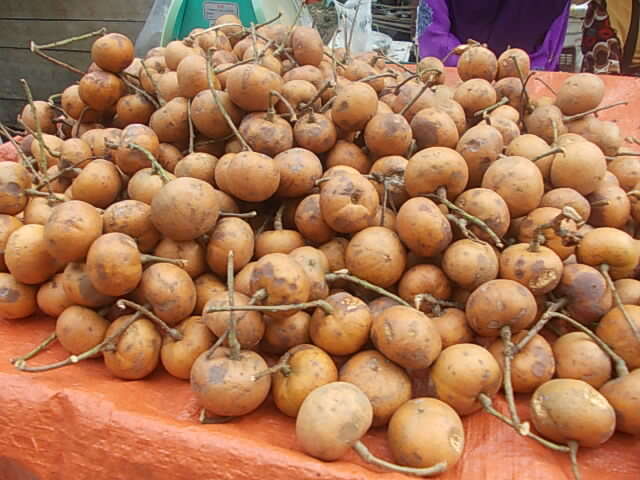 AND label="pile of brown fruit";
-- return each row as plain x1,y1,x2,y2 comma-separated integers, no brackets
1,13,640,478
